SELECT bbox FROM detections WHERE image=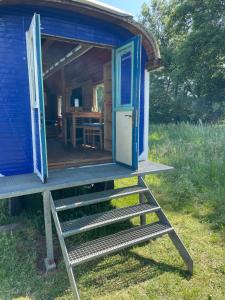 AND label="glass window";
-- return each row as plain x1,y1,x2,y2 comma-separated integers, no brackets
57,96,62,117
93,84,104,112
120,51,132,106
